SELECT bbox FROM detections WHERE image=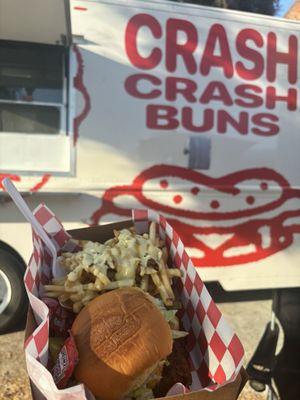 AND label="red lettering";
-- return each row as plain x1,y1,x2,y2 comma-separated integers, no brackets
166,77,197,102
236,29,264,80
267,32,297,84
125,14,162,69
200,24,233,78
217,110,248,134
124,74,161,99
166,18,198,74
252,113,279,136
182,108,214,133
199,81,233,106
266,87,297,111
235,85,263,108
146,105,179,129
